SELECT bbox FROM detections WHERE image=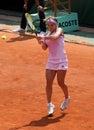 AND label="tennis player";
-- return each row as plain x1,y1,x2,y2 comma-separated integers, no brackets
37,16,70,116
